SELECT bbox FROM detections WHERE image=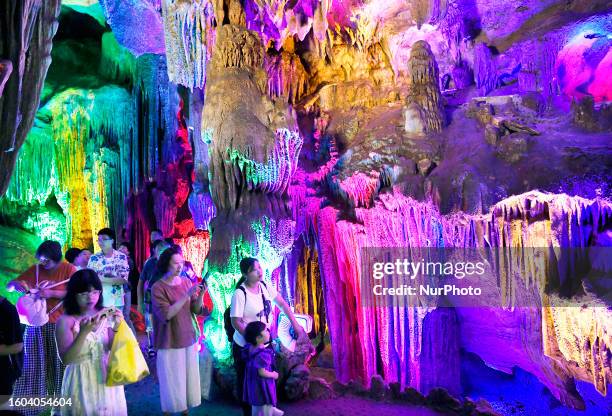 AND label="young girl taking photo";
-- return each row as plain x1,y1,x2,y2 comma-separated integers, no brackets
55,269,127,415
243,321,284,416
